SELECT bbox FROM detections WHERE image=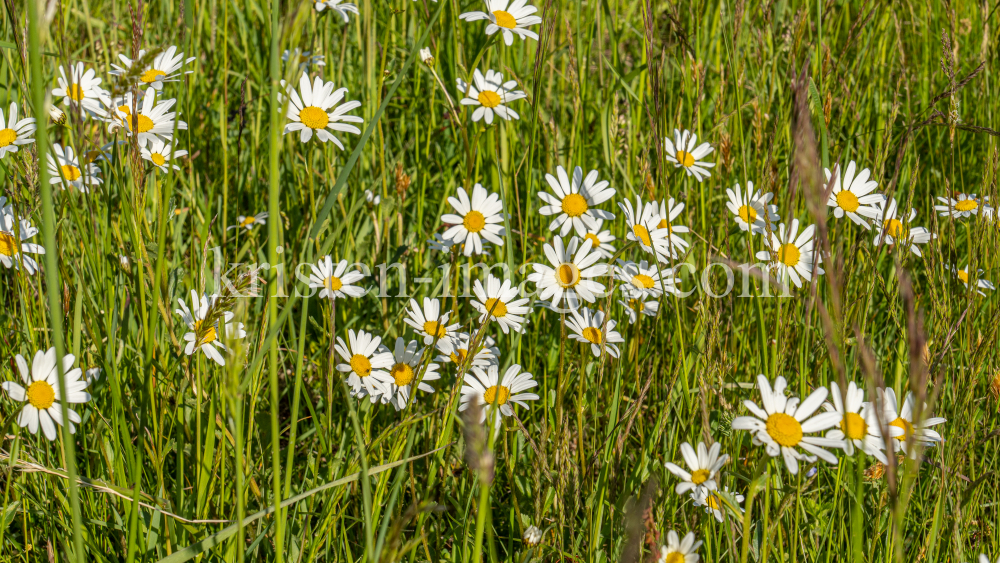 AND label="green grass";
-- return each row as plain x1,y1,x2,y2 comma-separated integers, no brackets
1,0,999,561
